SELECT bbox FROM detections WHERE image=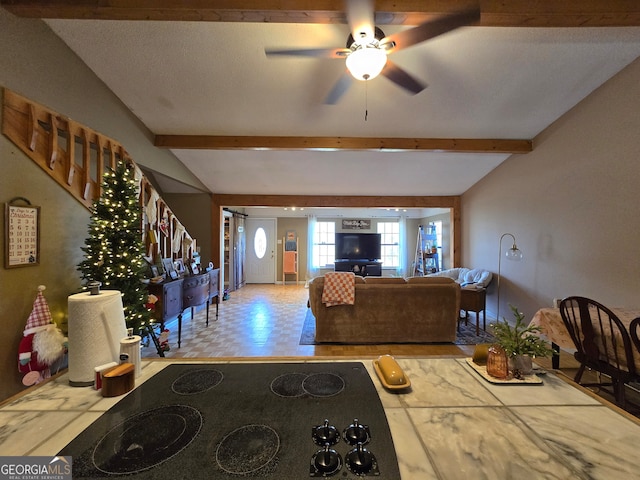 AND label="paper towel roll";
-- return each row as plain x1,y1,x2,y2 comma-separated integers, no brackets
68,290,127,386
120,335,142,378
